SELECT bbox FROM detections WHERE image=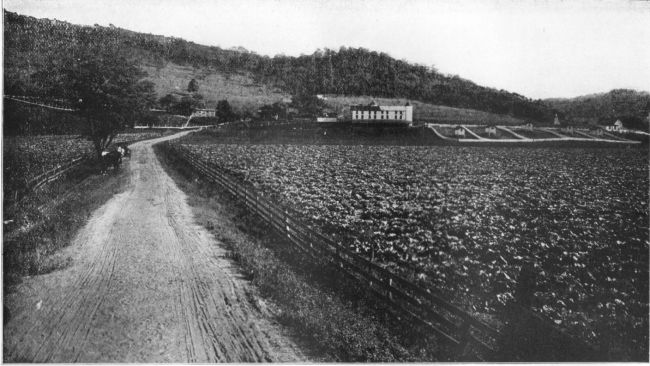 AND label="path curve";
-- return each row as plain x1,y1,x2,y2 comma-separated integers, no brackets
3,132,306,363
